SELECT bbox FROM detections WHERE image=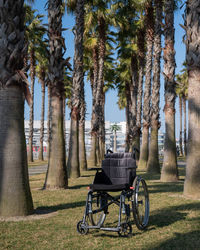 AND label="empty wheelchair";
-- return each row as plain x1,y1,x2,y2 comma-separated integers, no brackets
77,151,149,236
